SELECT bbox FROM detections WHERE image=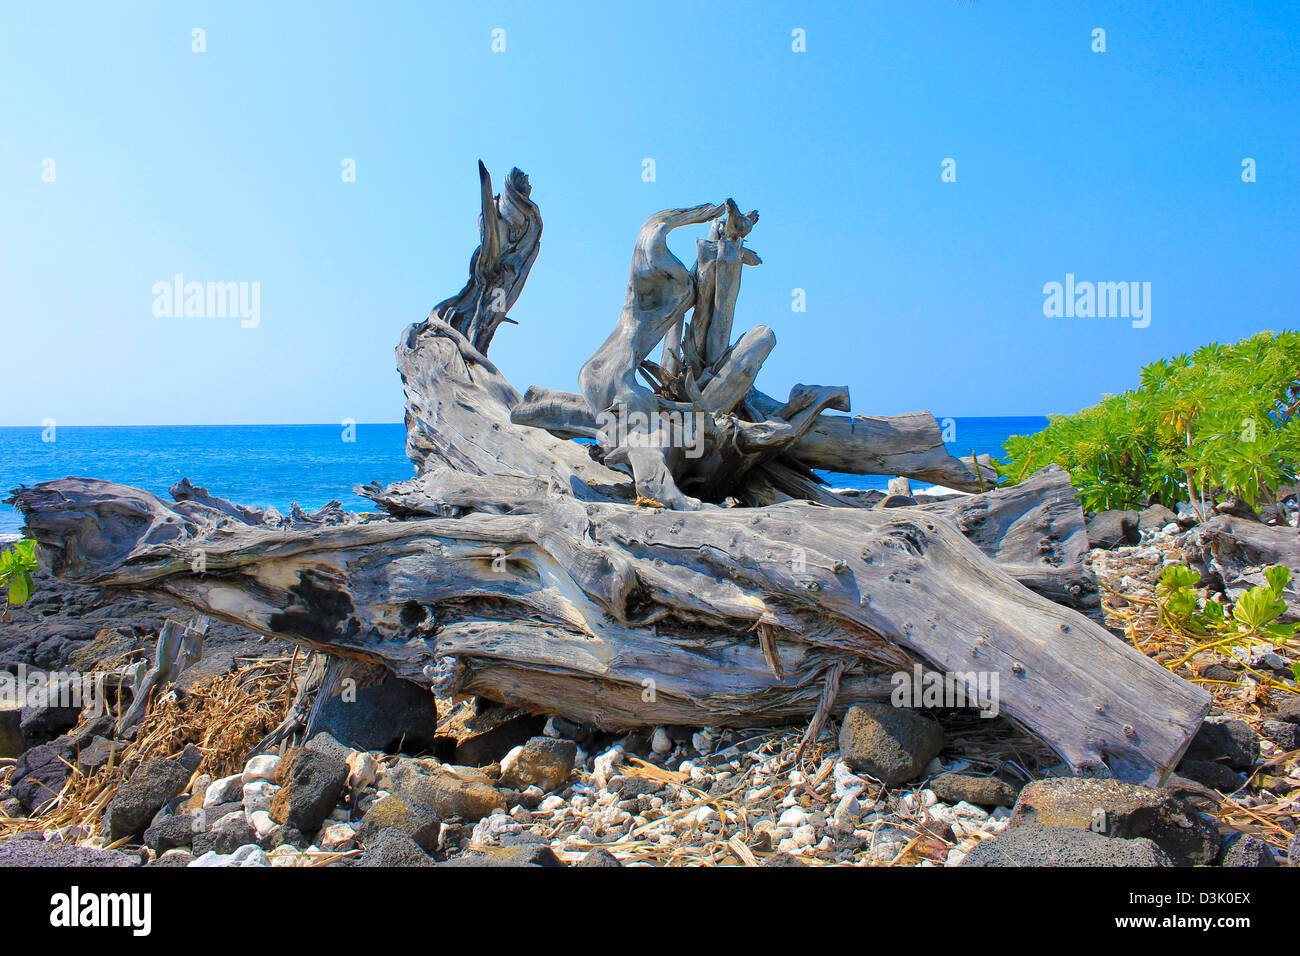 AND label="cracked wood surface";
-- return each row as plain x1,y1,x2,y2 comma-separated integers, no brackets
11,477,1206,784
